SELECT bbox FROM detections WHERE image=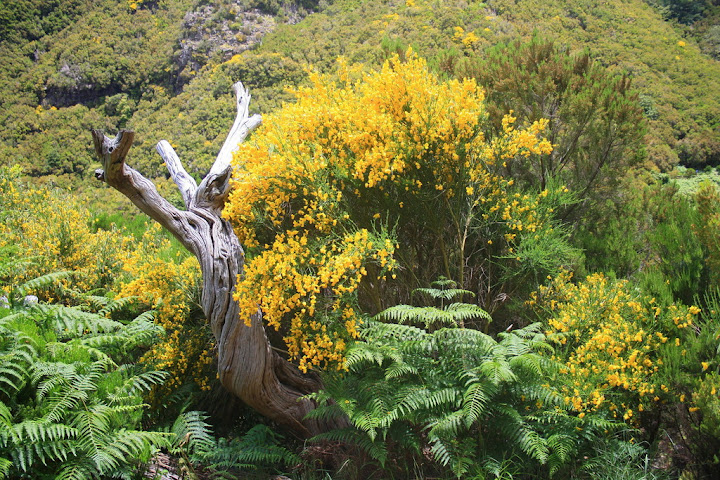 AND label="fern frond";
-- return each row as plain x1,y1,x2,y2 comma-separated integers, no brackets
582,414,625,433
413,287,474,301
5,421,79,469
433,328,496,355
171,411,215,457
39,363,104,423
383,360,417,379
124,370,169,396
76,310,160,355
196,437,255,471
500,323,553,354
13,420,78,444
360,320,427,342
30,304,123,340
462,381,490,425
429,438,453,467
439,437,475,477
129,310,156,324
350,409,382,440
345,342,403,370
55,460,94,480
420,387,461,411
0,332,35,398
94,429,170,475
427,409,466,439
446,302,491,319
0,401,11,425
198,424,300,471
508,353,545,377
0,311,28,327
0,370,25,401
429,277,459,290
0,457,11,480
493,404,549,463
16,271,73,297
98,296,139,317
478,358,516,385
81,294,110,311
546,433,576,474
303,401,347,422
74,407,111,456
376,303,489,329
